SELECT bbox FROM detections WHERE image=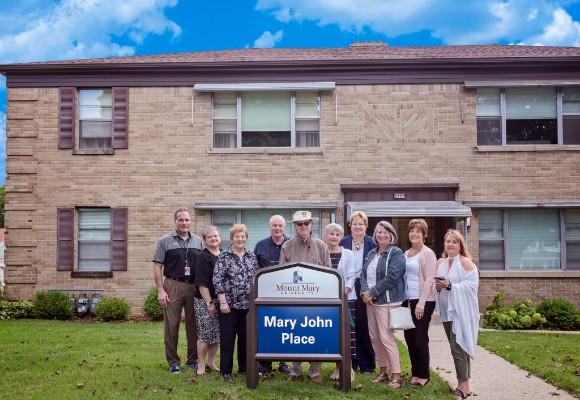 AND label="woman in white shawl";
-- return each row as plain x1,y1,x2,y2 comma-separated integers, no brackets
435,229,479,400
